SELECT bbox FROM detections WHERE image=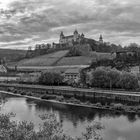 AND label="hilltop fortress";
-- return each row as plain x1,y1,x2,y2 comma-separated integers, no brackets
59,30,103,46
26,30,105,58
